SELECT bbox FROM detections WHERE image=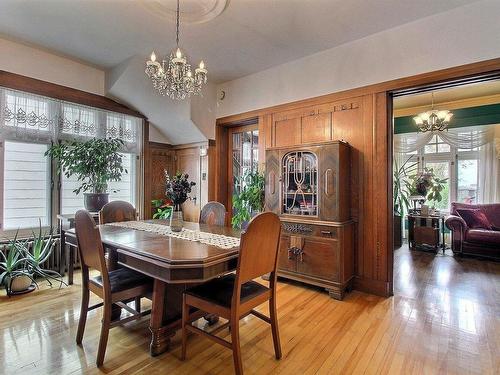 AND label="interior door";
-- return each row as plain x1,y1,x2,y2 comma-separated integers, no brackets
227,124,259,218
176,147,200,222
